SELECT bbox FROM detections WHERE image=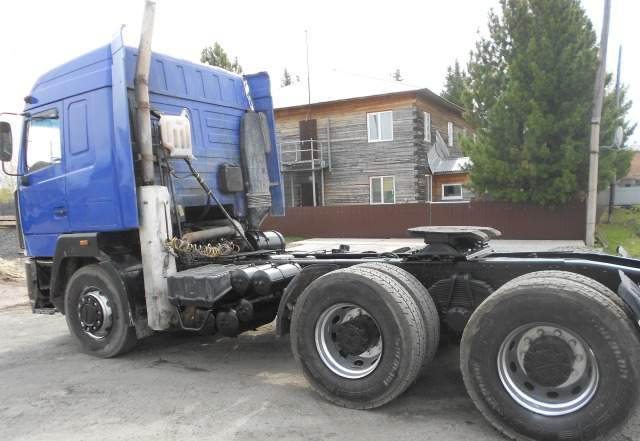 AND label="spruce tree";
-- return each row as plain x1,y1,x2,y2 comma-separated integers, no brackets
598,77,636,187
441,60,467,107
464,0,599,206
281,68,293,87
200,42,243,74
